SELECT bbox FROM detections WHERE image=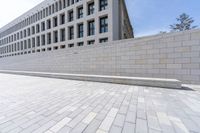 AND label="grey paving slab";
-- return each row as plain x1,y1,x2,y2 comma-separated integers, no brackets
0,73,200,133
